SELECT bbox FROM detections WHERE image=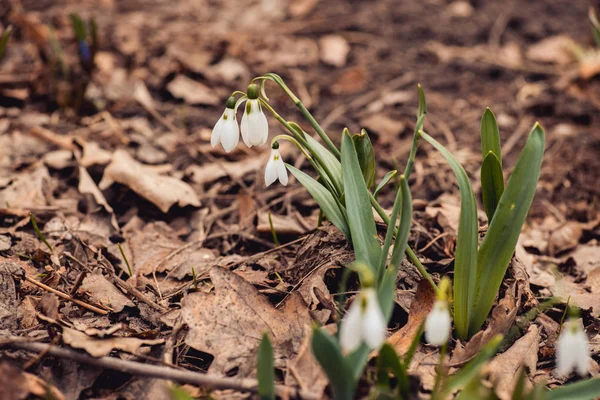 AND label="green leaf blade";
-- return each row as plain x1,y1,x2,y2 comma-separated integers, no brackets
304,133,343,195
341,129,381,271
257,334,275,400
373,170,397,199
353,129,376,190
481,151,504,222
470,123,545,336
547,377,600,400
287,164,351,239
0,26,12,61
480,108,502,166
311,328,355,400
420,131,478,340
